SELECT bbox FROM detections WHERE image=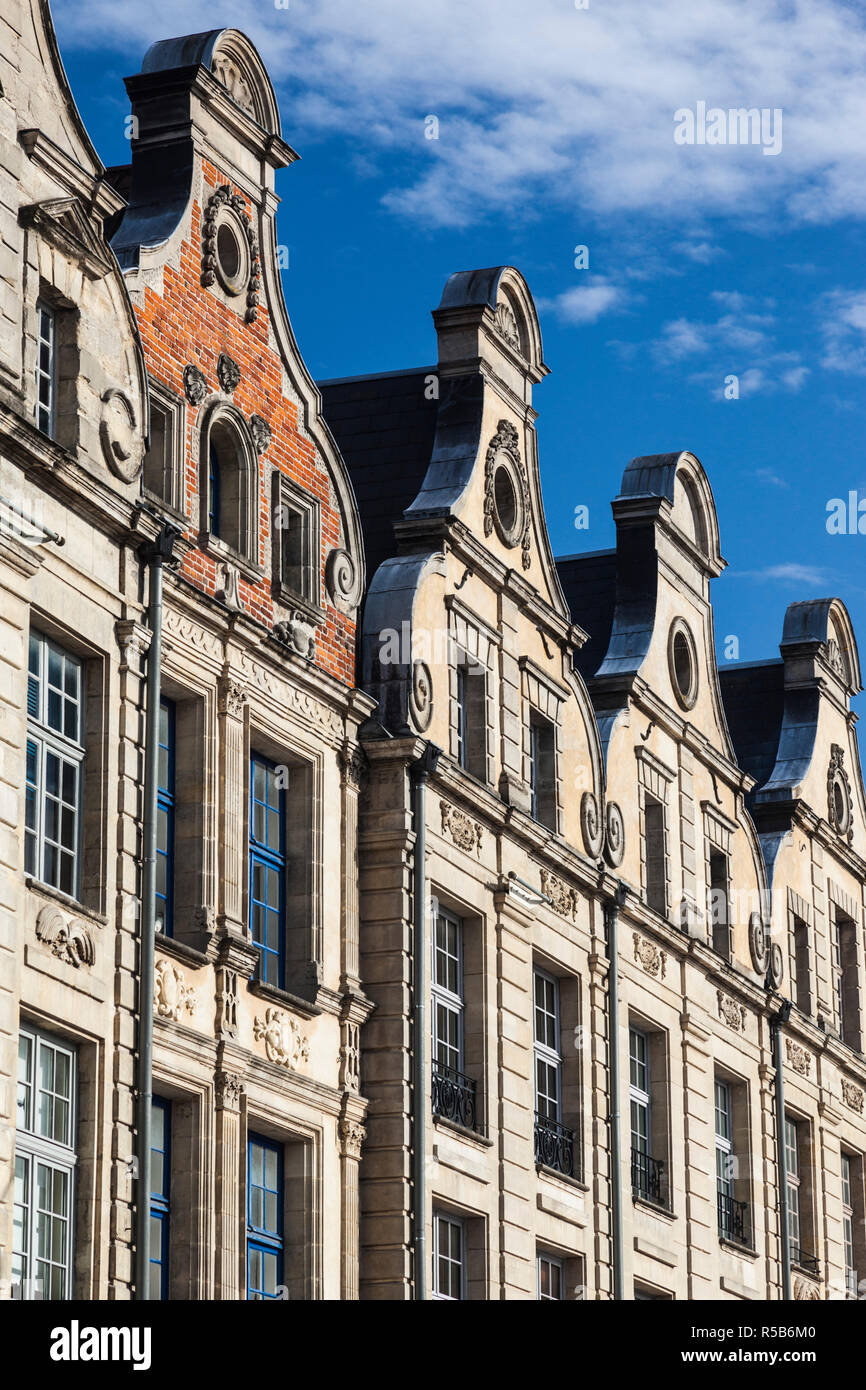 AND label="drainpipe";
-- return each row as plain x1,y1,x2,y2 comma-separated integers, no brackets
770,999,793,1301
606,880,627,1301
411,742,441,1301
134,523,179,1300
